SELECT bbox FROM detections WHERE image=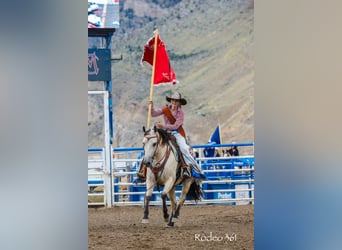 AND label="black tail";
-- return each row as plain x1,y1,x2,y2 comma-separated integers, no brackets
186,180,203,202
